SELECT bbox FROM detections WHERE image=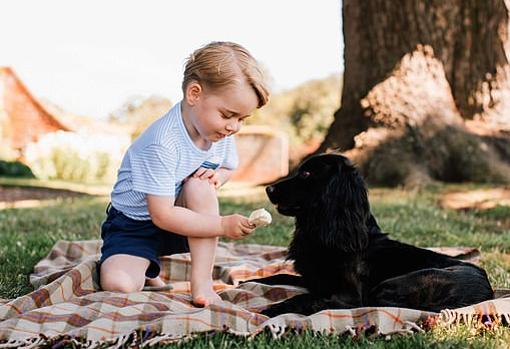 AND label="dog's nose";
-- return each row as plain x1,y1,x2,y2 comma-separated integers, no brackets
266,185,275,195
